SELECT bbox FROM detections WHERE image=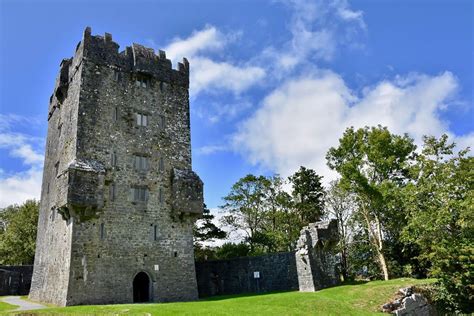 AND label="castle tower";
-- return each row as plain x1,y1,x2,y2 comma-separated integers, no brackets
29,27,203,306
